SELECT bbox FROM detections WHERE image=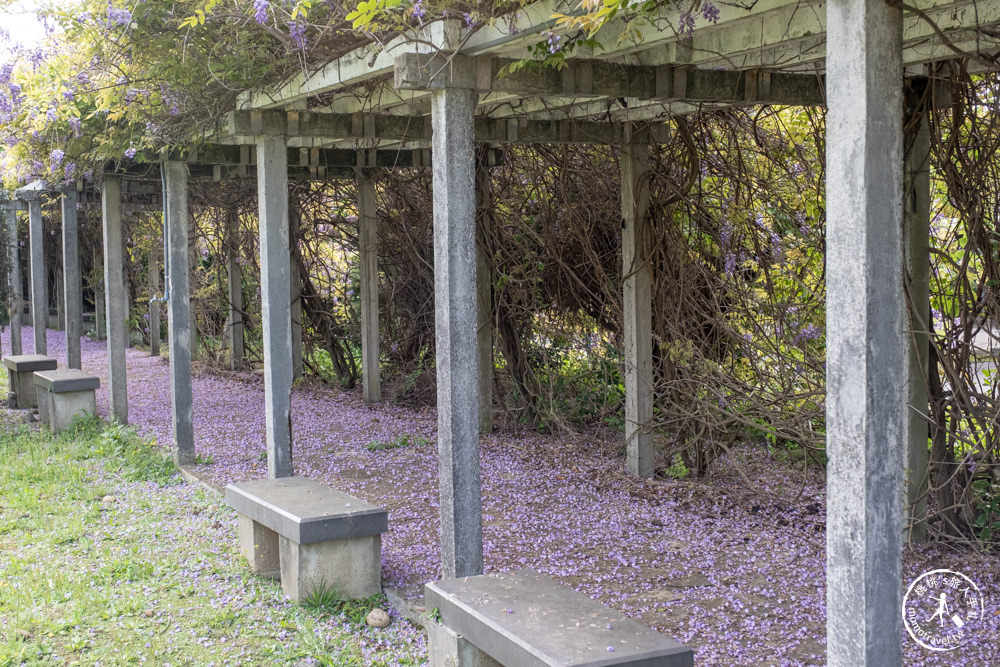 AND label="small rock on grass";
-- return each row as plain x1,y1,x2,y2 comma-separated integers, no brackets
366,608,391,628
102,495,117,503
